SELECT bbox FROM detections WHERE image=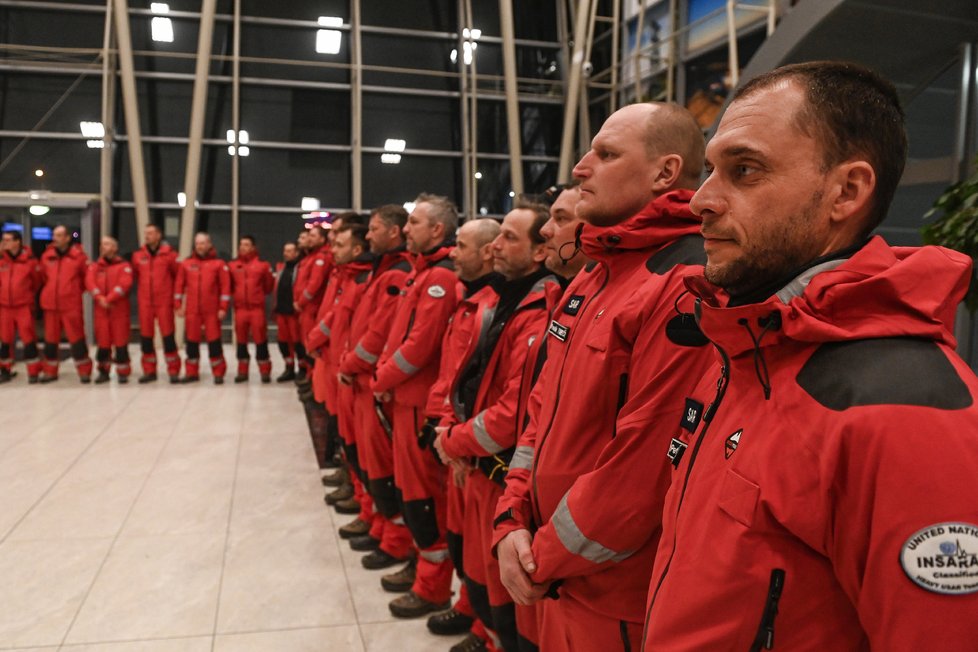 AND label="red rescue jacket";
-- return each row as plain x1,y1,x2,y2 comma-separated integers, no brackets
293,244,332,313
131,241,179,311
0,246,42,308
174,249,231,316
39,243,89,312
492,190,715,624
441,271,558,482
643,237,978,651
230,251,273,310
86,255,133,310
338,246,412,389
372,242,460,407
307,256,373,357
